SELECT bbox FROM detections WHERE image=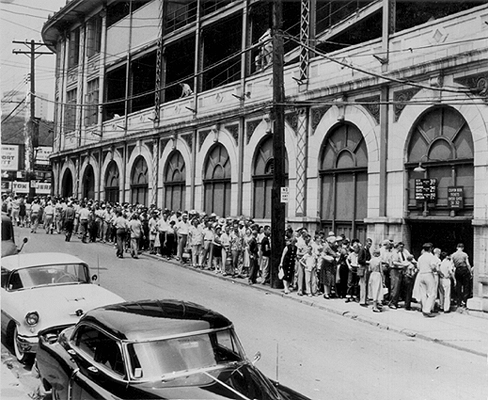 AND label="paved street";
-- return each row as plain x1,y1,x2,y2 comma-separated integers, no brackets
2,228,487,400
